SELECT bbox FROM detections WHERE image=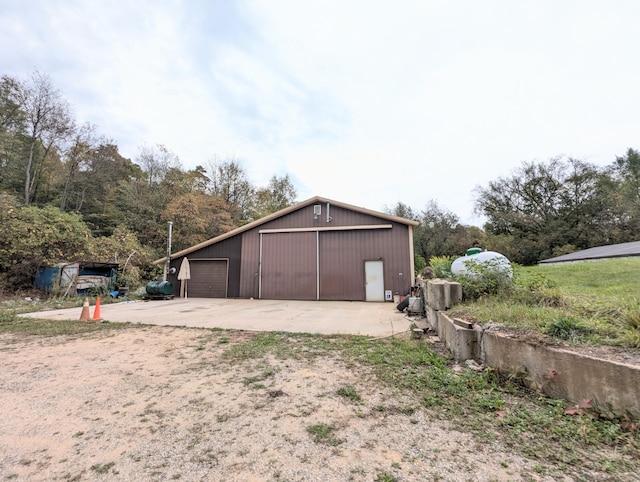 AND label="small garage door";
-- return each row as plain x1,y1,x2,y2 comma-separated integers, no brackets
188,259,228,298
